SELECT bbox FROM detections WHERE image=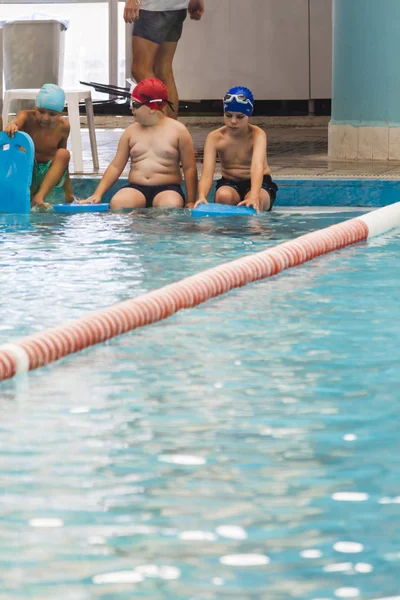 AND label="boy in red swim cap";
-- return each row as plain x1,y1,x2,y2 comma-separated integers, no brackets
84,78,197,209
